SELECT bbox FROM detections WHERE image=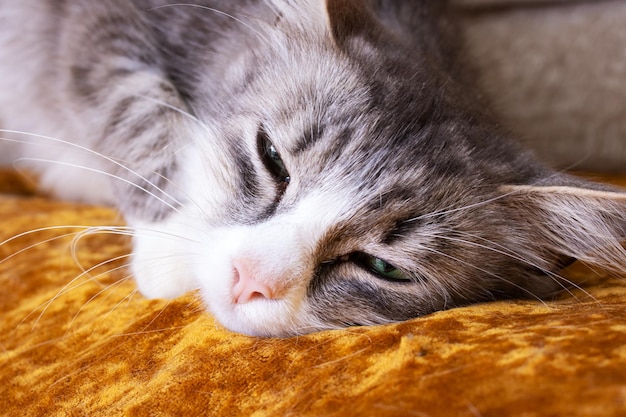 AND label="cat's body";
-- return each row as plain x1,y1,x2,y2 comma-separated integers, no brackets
1,0,625,336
